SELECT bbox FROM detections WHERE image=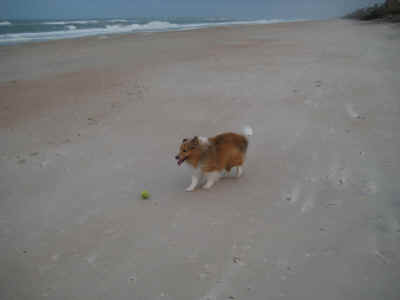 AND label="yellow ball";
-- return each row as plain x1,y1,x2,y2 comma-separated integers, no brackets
141,190,150,199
